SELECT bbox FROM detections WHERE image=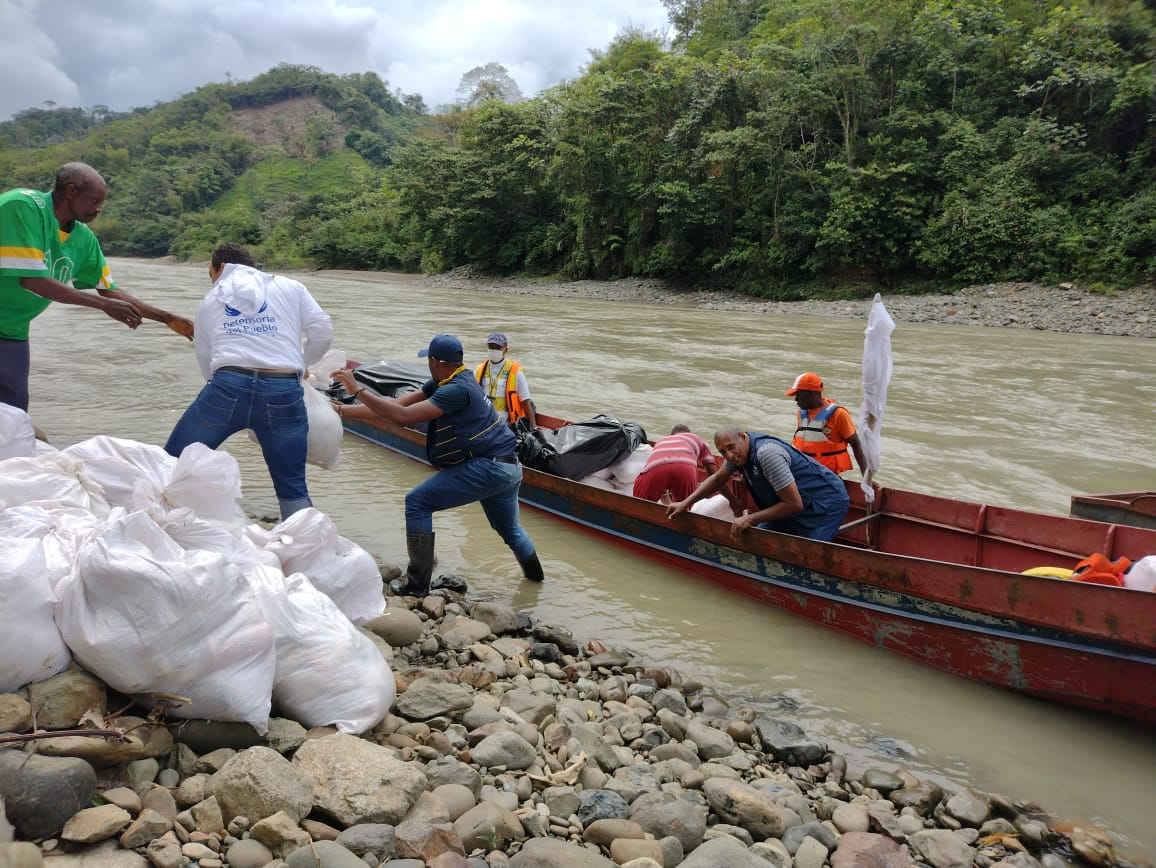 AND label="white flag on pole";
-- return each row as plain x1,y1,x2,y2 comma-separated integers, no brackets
858,294,894,504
